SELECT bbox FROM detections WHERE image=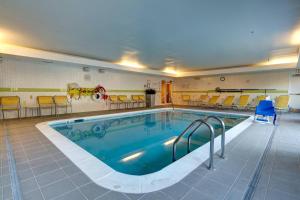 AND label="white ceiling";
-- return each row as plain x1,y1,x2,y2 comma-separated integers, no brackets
0,0,300,71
